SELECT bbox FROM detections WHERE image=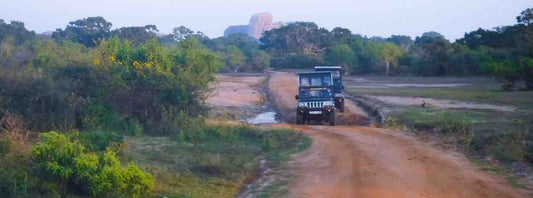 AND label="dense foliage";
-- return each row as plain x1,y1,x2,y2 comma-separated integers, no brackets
257,8,532,90
0,17,223,197
1,36,221,134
